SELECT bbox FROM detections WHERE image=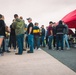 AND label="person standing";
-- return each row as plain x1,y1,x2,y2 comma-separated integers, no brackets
33,22,40,50
41,25,45,47
56,20,66,50
48,21,53,49
45,27,48,46
12,14,25,55
0,14,6,55
63,22,70,50
27,18,34,53
9,20,16,51
20,16,27,51
52,22,56,48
